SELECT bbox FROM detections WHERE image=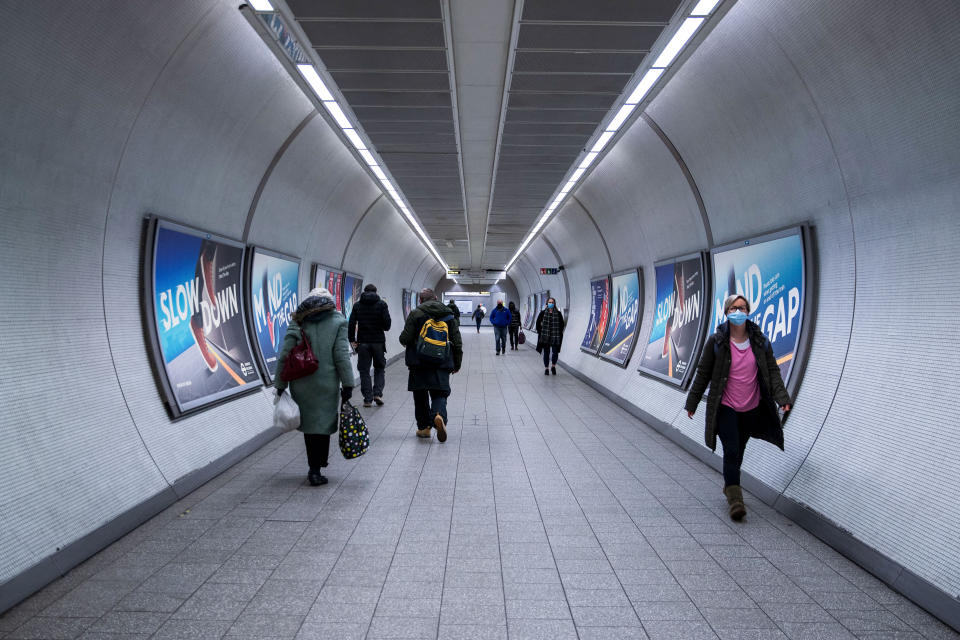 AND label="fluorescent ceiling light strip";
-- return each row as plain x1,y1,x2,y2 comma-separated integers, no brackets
322,101,351,128
248,0,274,11
591,131,615,153
296,64,333,101
551,194,565,208
606,103,637,132
358,149,377,166
570,167,586,182
371,166,387,180
578,152,599,170
343,128,366,150
690,0,721,16
653,17,704,68
626,68,665,104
